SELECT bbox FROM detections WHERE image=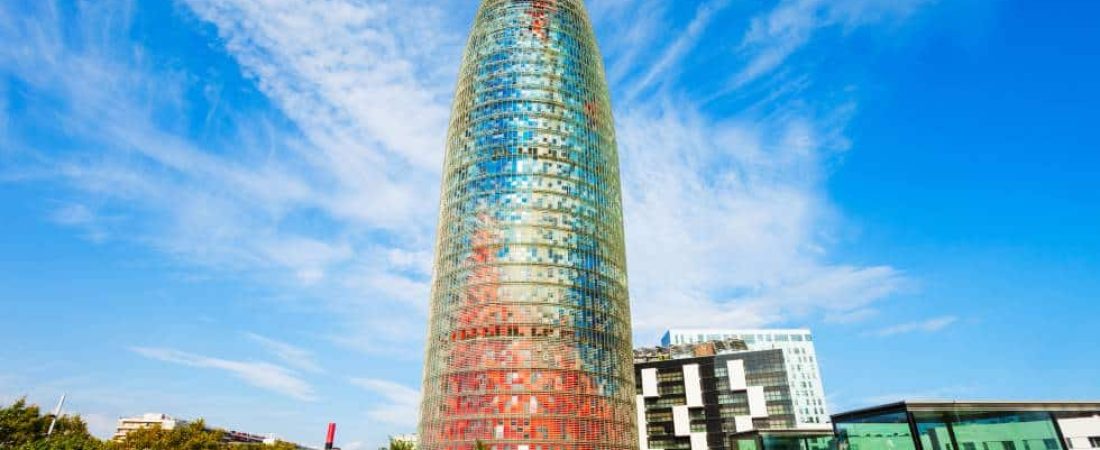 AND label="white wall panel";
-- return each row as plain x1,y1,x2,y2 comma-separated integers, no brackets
748,386,768,418
683,364,704,407
641,368,659,398
689,432,708,450
734,415,754,432
673,405,691,437
636,395,649,450
726,359,747,391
